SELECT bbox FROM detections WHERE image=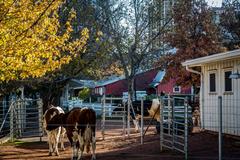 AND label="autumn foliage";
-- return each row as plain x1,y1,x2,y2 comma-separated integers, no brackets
162,0,223,86
0,0,89,82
